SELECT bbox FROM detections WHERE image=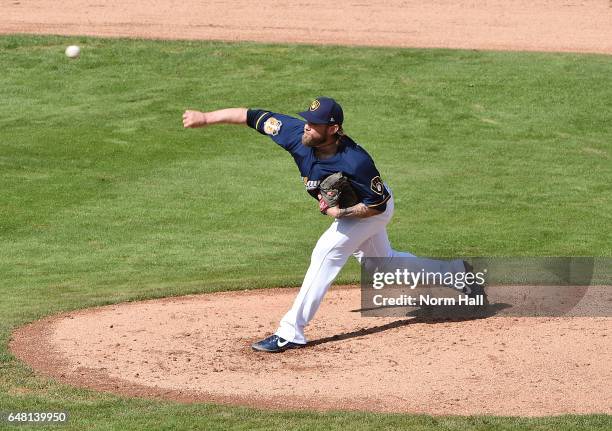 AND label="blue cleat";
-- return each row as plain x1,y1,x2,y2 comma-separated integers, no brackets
251,335,305,353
